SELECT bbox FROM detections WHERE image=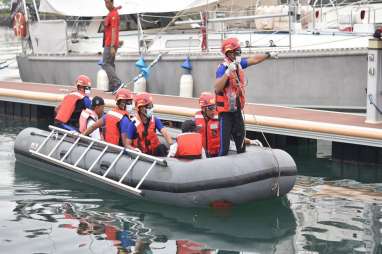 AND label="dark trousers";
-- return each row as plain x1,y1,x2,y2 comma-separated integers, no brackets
218,110,246,156
102,47,121,90
153,144,168,157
